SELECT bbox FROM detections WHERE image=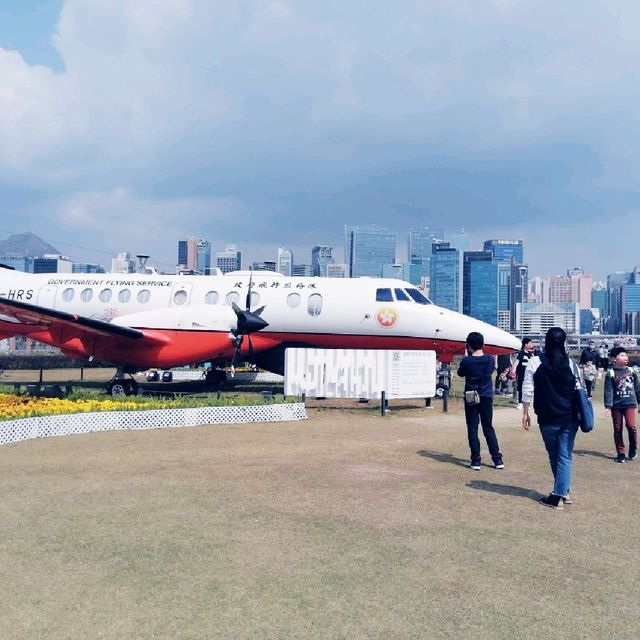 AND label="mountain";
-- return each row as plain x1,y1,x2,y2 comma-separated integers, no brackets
0,232,61,257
